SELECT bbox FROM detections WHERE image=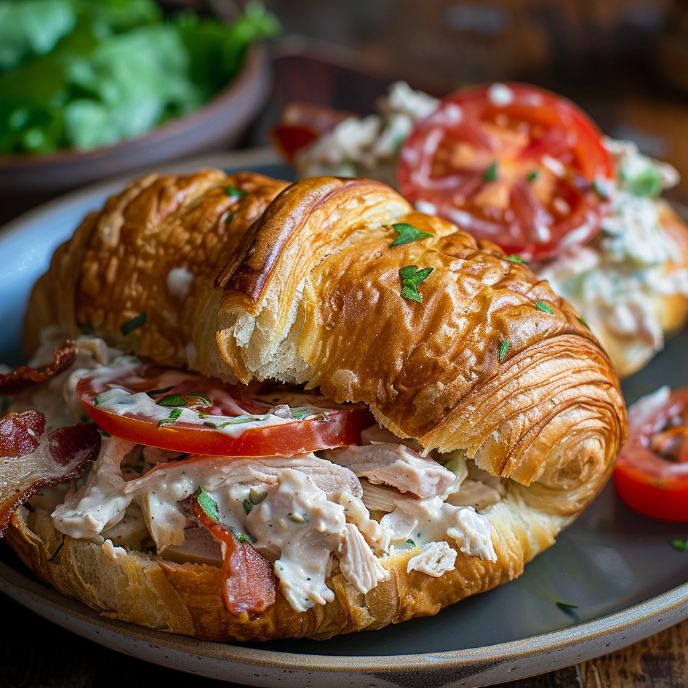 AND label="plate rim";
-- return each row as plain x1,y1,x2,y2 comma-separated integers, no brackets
0,551,687,673
2,148,688,679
